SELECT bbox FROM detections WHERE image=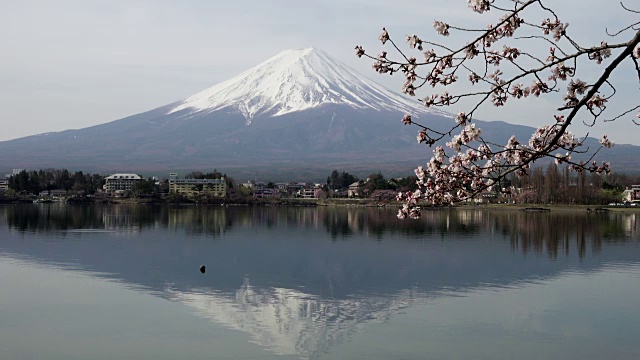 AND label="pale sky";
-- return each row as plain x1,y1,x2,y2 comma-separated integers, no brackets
1,0,638,144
